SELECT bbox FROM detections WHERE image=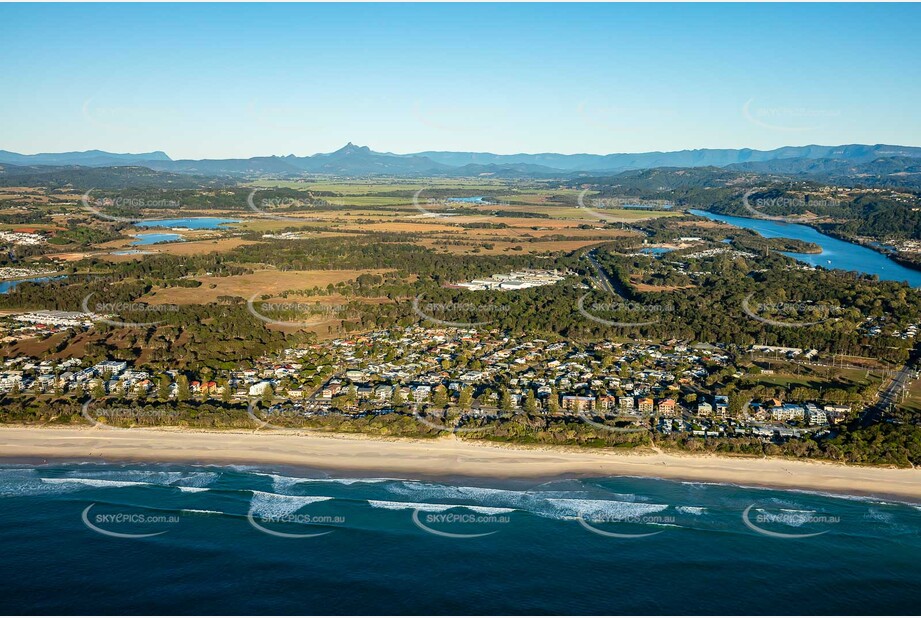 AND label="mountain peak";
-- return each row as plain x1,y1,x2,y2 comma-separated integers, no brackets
332,142,372,156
